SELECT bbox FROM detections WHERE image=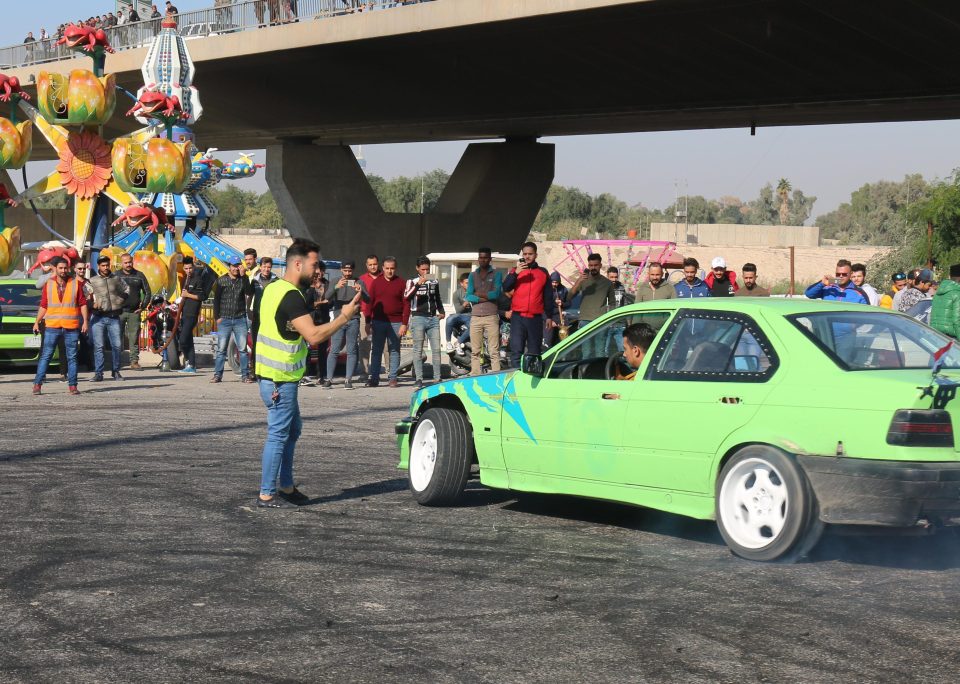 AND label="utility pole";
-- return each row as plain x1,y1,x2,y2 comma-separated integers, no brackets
420,176,425,214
